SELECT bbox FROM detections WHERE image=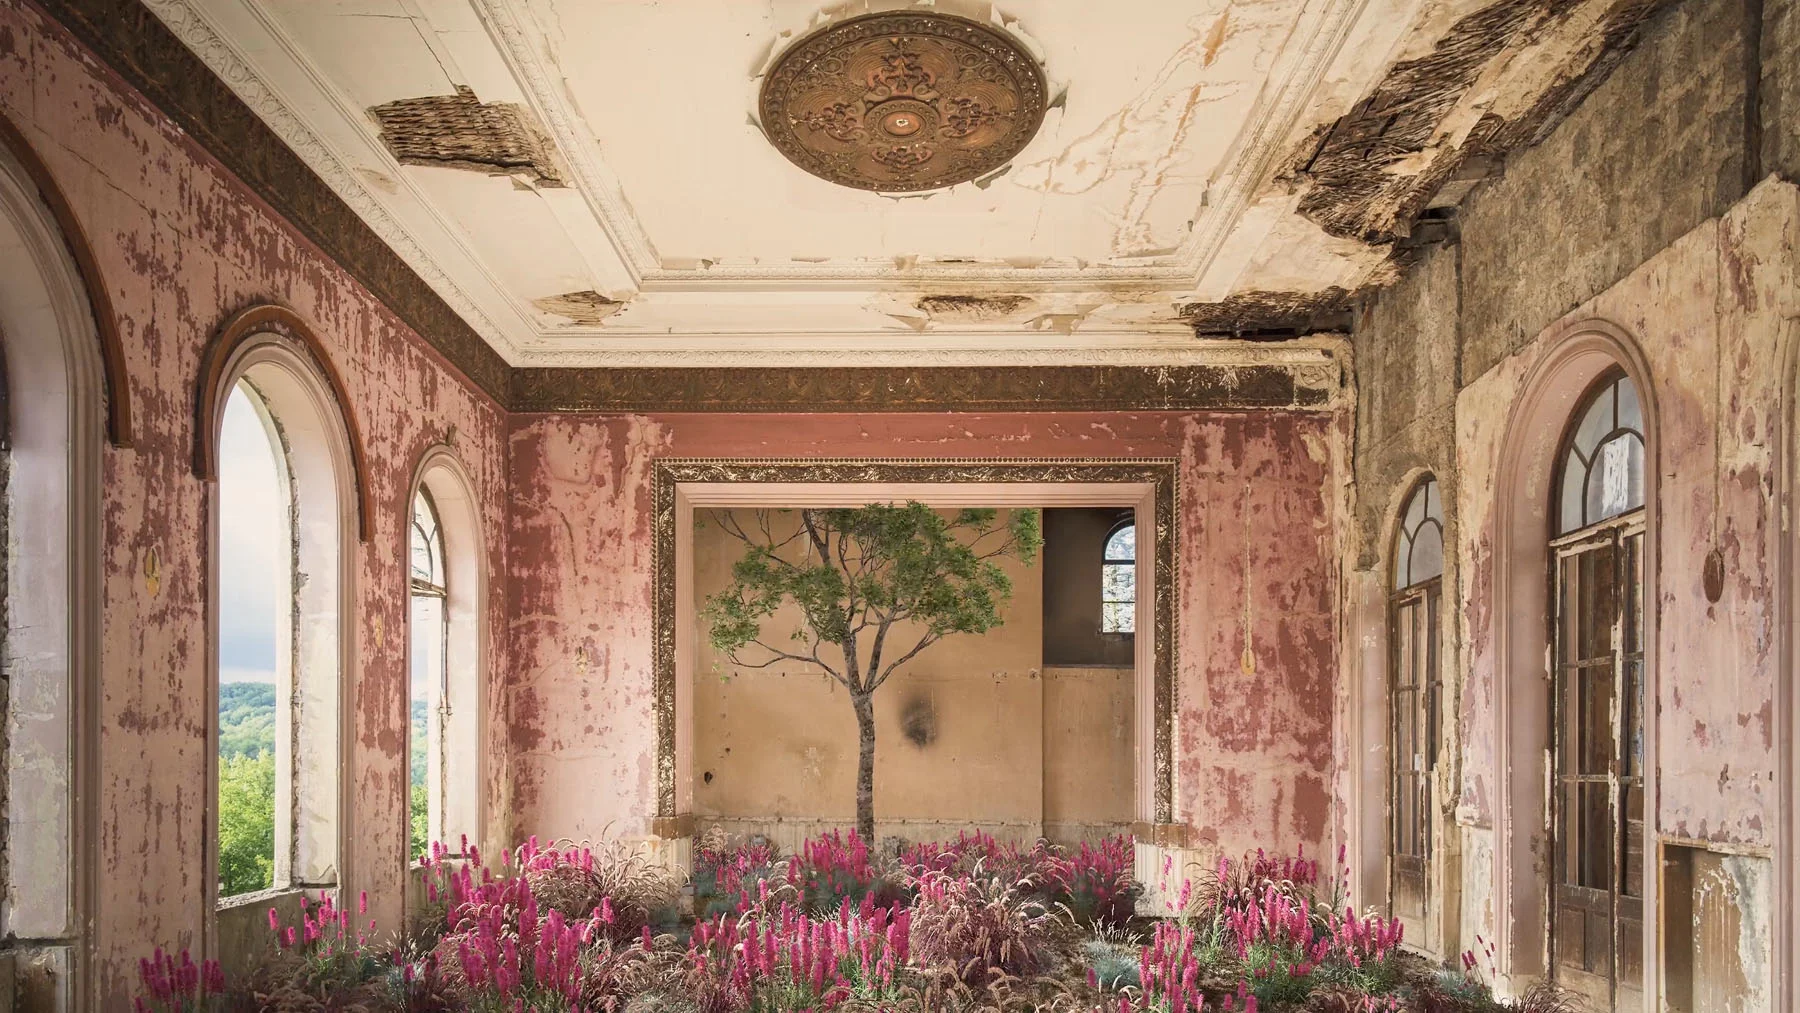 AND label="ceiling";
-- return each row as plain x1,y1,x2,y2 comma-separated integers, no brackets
145,0,1643,366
